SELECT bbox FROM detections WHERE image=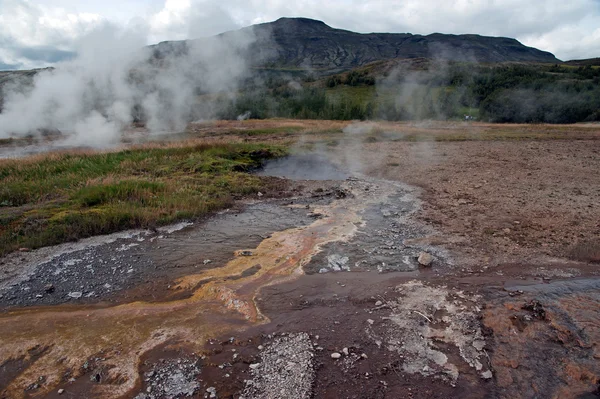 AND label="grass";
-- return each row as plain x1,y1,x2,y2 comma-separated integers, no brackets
0,142,286,256
569,240,600,263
